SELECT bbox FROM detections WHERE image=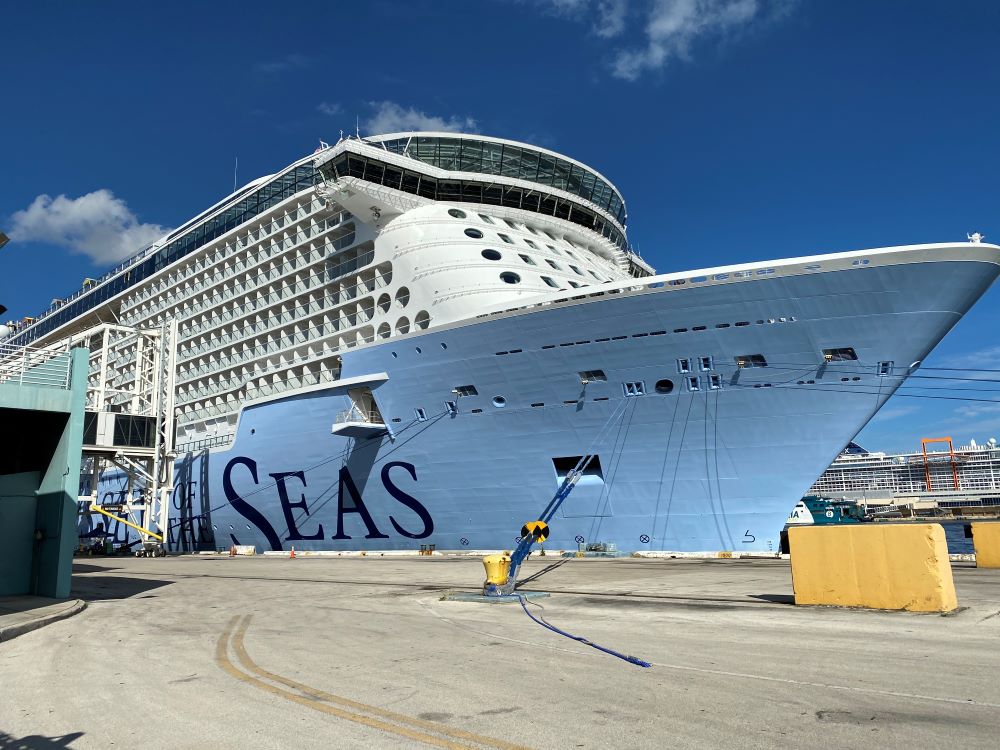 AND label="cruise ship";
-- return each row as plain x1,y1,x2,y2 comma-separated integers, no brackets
809,438,1000,503
4,132,1000,553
